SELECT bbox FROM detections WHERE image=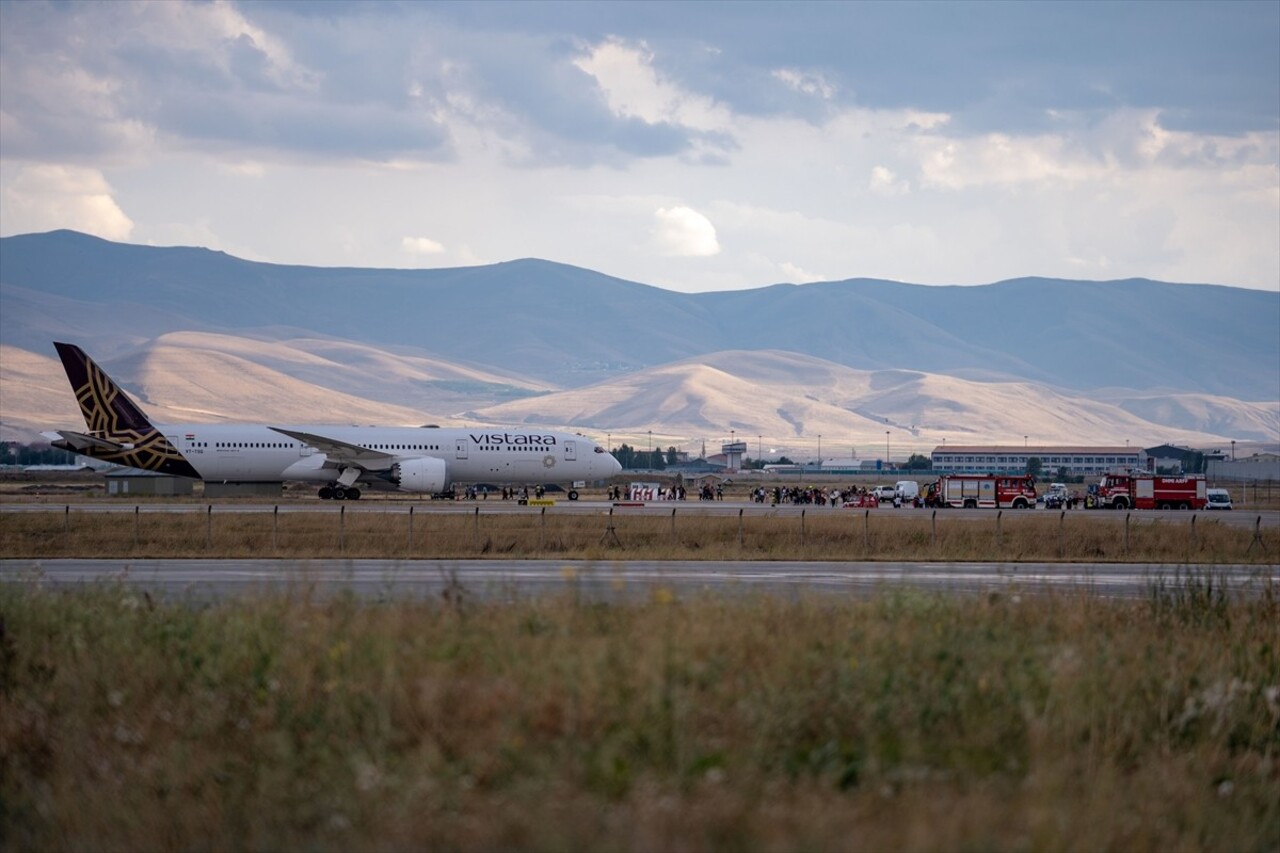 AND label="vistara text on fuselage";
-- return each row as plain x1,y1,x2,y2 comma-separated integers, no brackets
47,342,621,500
